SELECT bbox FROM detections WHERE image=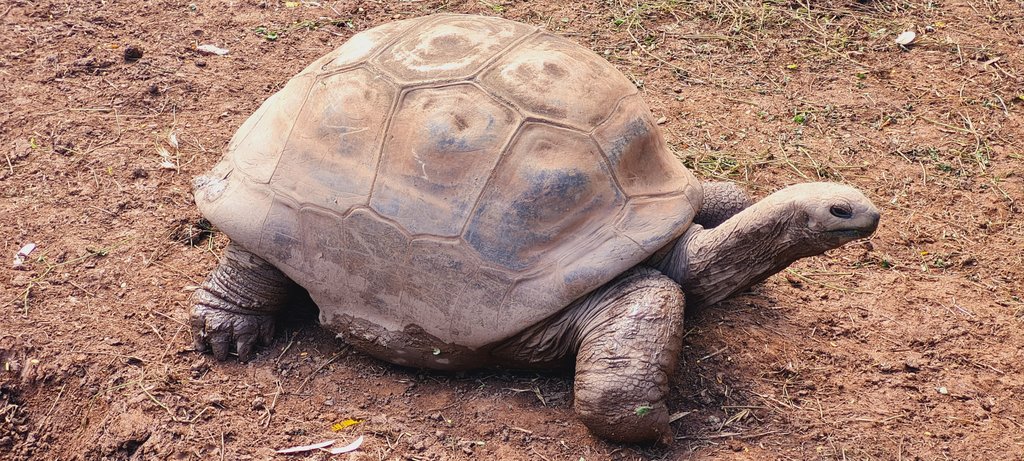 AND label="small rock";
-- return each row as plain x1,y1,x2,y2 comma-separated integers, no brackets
195,60,207,68
251,396,267,410
123,45,144,62
205,393,225,407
